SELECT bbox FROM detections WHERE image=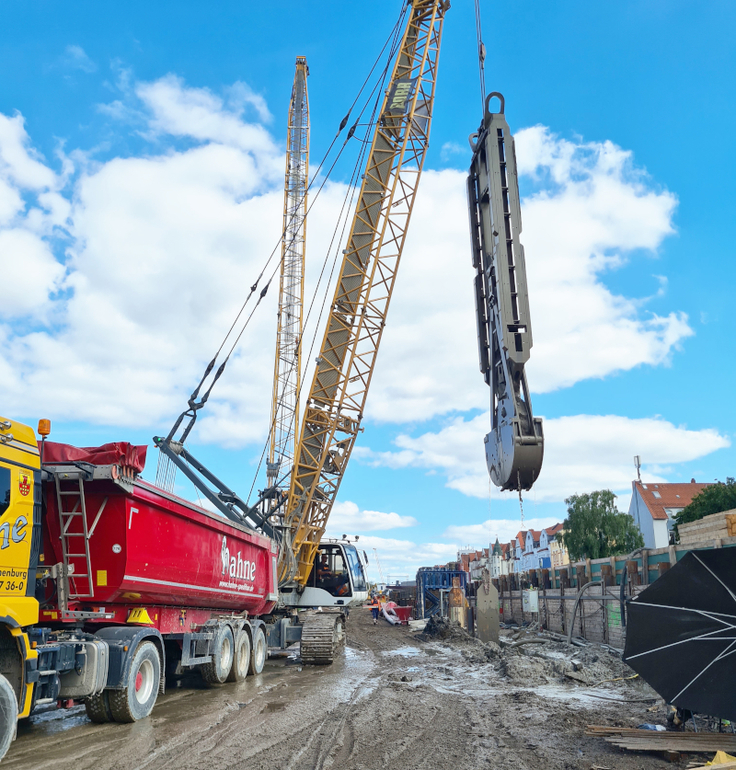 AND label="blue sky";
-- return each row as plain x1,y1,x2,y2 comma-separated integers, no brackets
1,1,734,580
